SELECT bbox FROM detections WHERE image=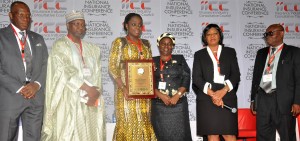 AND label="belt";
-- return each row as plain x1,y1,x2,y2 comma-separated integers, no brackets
152,96,186,104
